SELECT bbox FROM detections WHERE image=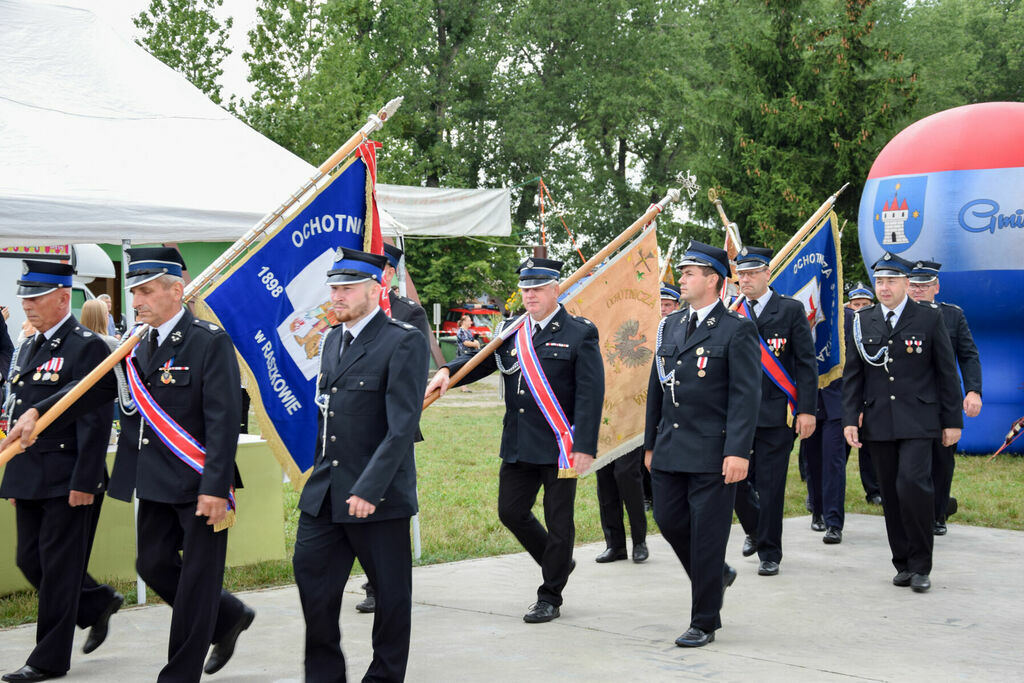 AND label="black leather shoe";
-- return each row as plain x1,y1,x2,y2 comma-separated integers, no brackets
595,546,628,563
83,591,124,654
867,493,883,505
811,514,826,532
204,605,255,675
741,535,757,557
892,570,913,587
1,665,62,682
933,521,947,536
722,564,737,604
523,601,559,623
758,560,779,576
632,542,649,563
911,573,931,593
356,581,376,613
947,496,958,518
675,627,715,648
823,527,842,544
